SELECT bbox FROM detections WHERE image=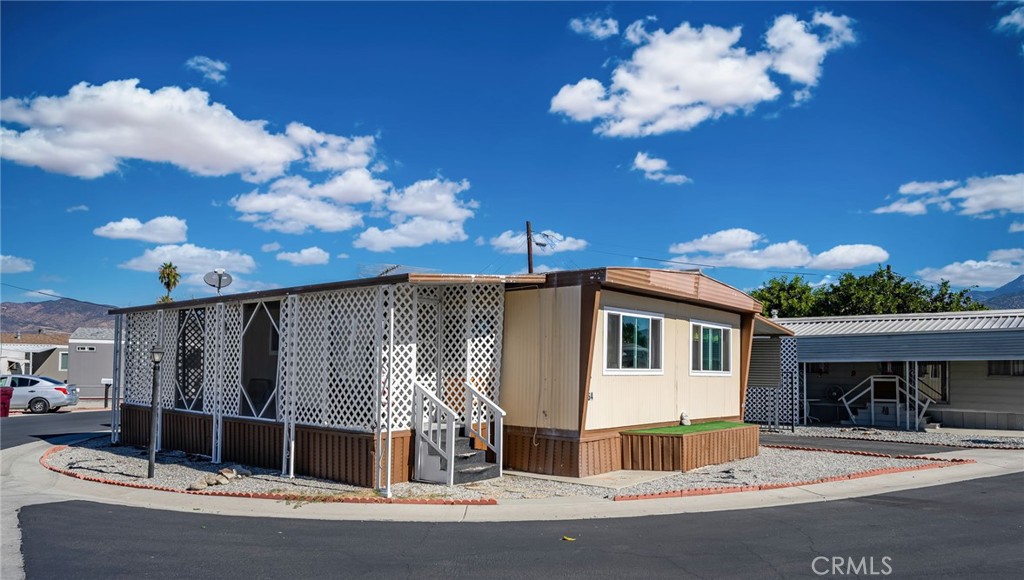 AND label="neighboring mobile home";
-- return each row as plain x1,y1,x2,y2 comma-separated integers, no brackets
108,268,788,493
0,332,69,381
68,327,117,403
778,310,1024,430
